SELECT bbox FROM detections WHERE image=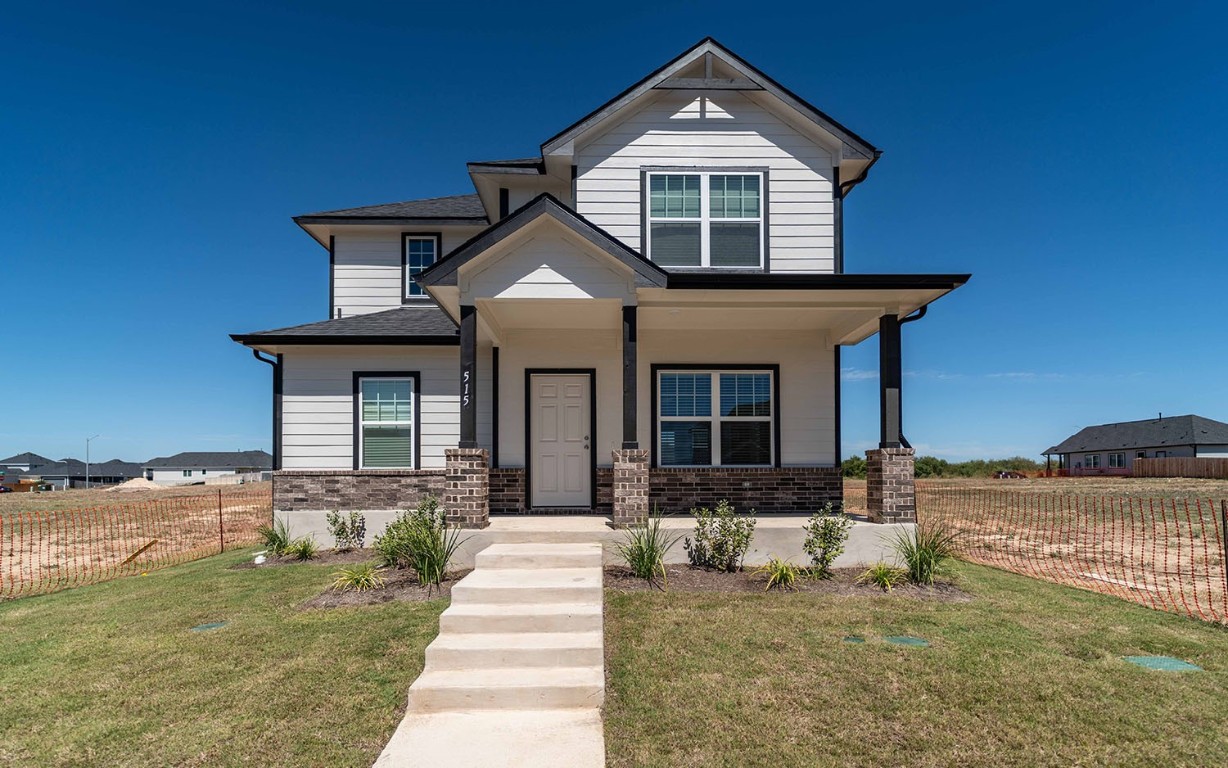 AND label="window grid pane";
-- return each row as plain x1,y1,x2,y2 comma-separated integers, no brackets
660,373,711,417
405,238,436,297
709,175,760,218
649,175,700,218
